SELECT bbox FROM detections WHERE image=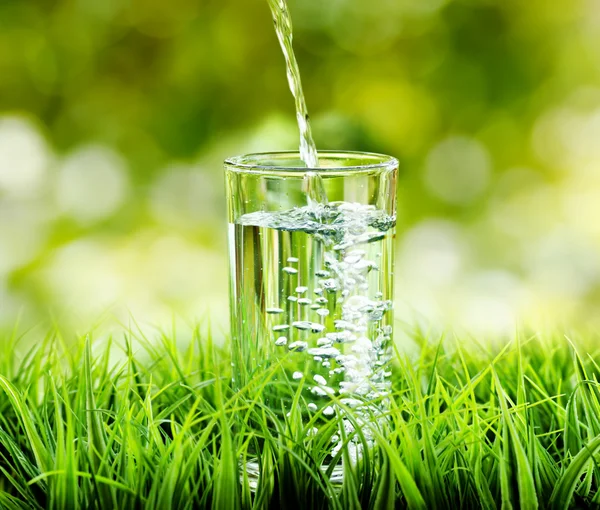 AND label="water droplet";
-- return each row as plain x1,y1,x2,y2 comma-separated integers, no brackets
273,324,290,331
287,257,299,263
323,406,335,416
297,298,312,305
283,267,298,275
316,308,329,317
266,307,284,314
288,296,298,302
296,286,308,294
308,403,318,412
292,371,304,380
316,297,328,305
